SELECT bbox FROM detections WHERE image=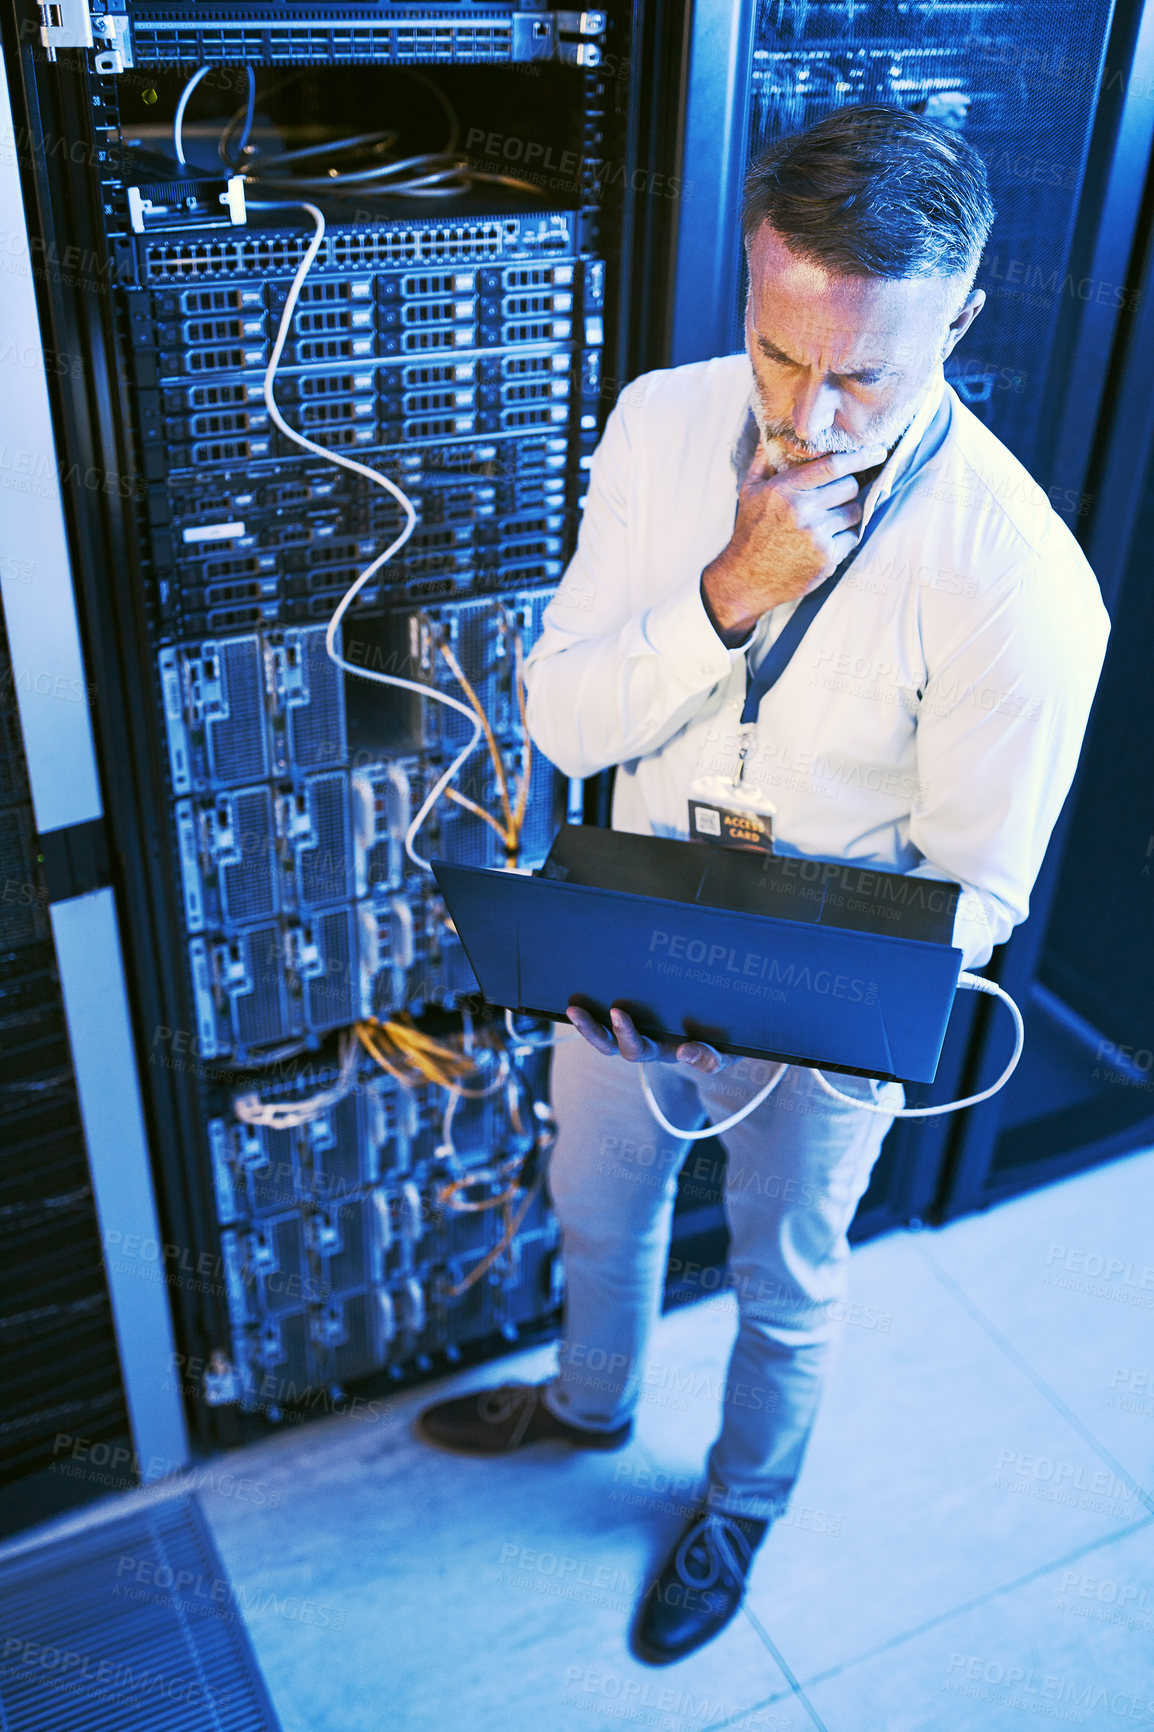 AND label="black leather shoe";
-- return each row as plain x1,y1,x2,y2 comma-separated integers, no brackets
416,1381,632,1455
633,1507,769,1664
